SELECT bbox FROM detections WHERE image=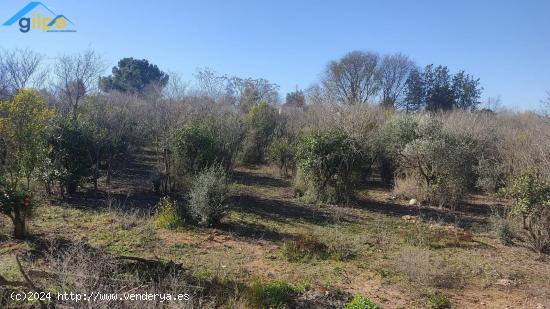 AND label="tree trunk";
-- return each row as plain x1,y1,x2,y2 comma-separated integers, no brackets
94,148,100,190
106,154,112,185
163,147,170,193
13,217,26,240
